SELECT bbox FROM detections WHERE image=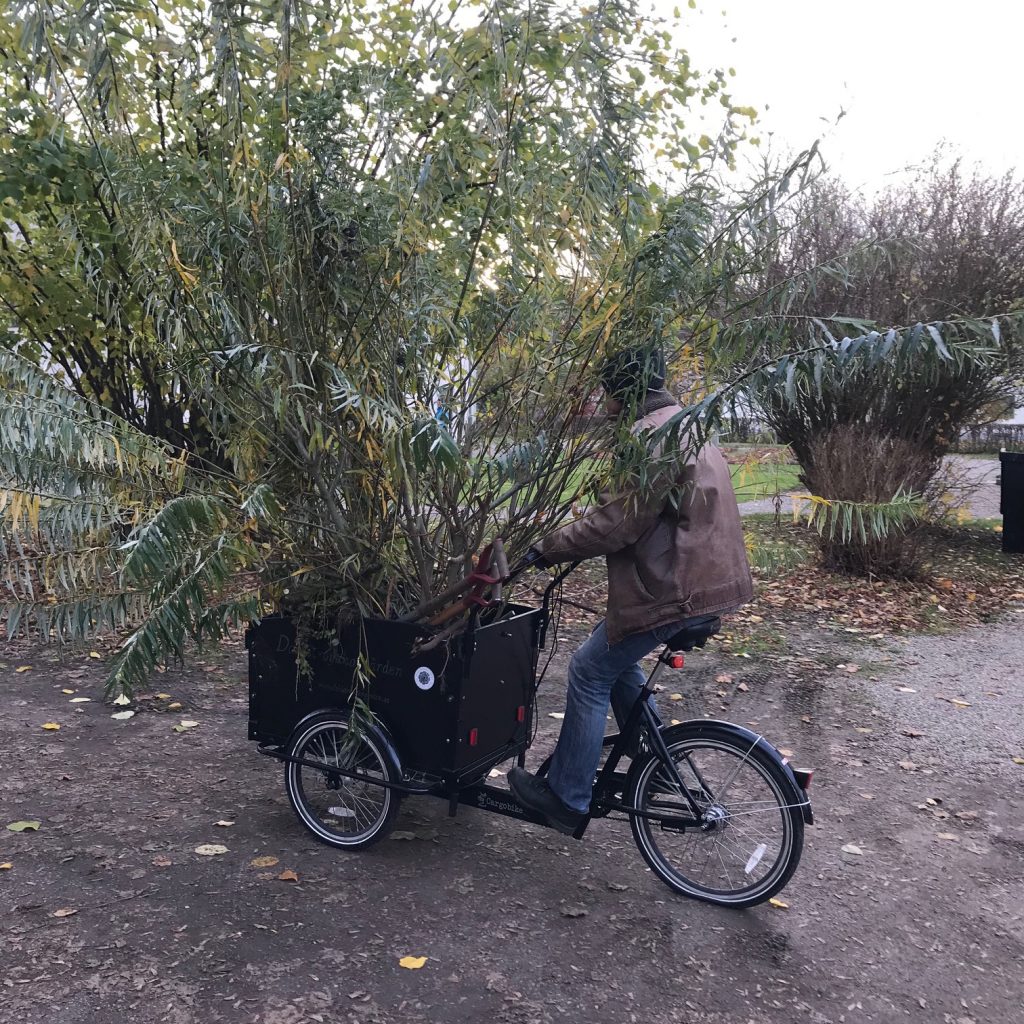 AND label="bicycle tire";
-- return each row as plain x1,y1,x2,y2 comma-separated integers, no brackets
284,713,402,849
625,721,804,908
